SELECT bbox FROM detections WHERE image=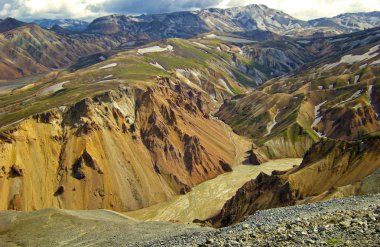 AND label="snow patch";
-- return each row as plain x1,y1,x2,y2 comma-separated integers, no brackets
99,56,106,61
322,45,379,71
39,81,69,96
354,75,360,84
137,45,174,55
149,62,166,71
334,90,363,107
99,63,117,70
297,40,310,44
312,101,327,137
312,101,327,128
